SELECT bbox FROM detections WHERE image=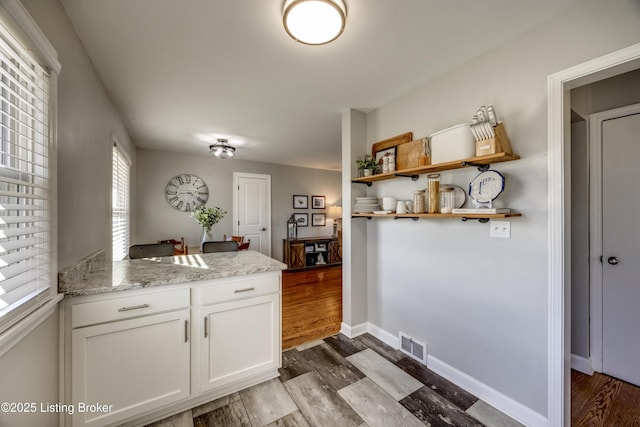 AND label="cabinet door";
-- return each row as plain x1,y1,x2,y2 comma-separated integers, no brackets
329,240,341,264
72,309,190,426
200,293,280,392
290,243,305,268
